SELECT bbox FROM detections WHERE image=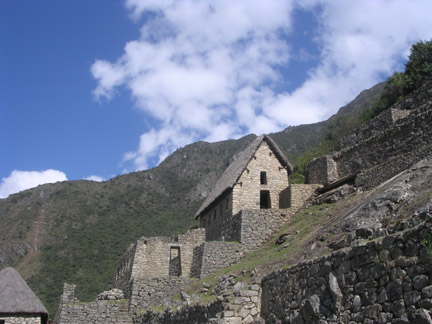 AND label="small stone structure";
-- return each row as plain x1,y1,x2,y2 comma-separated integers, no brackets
0,267,49,324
